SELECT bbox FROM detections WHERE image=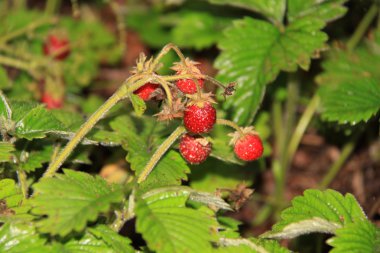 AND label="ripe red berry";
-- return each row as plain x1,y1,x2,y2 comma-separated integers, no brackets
234,134,263,161
41,93,63,109
176,78,204,94
133,83,160,101
179,134,211,164
184,102,216,134
43,35,70,60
